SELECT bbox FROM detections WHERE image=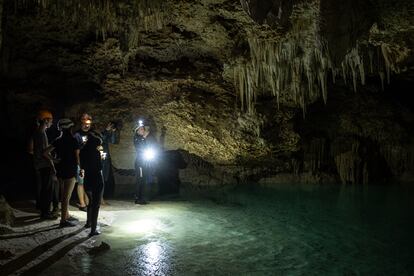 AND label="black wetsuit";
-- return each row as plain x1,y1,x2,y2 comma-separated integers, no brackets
79,131,104,233
133,133,156,202
52,131,79,179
